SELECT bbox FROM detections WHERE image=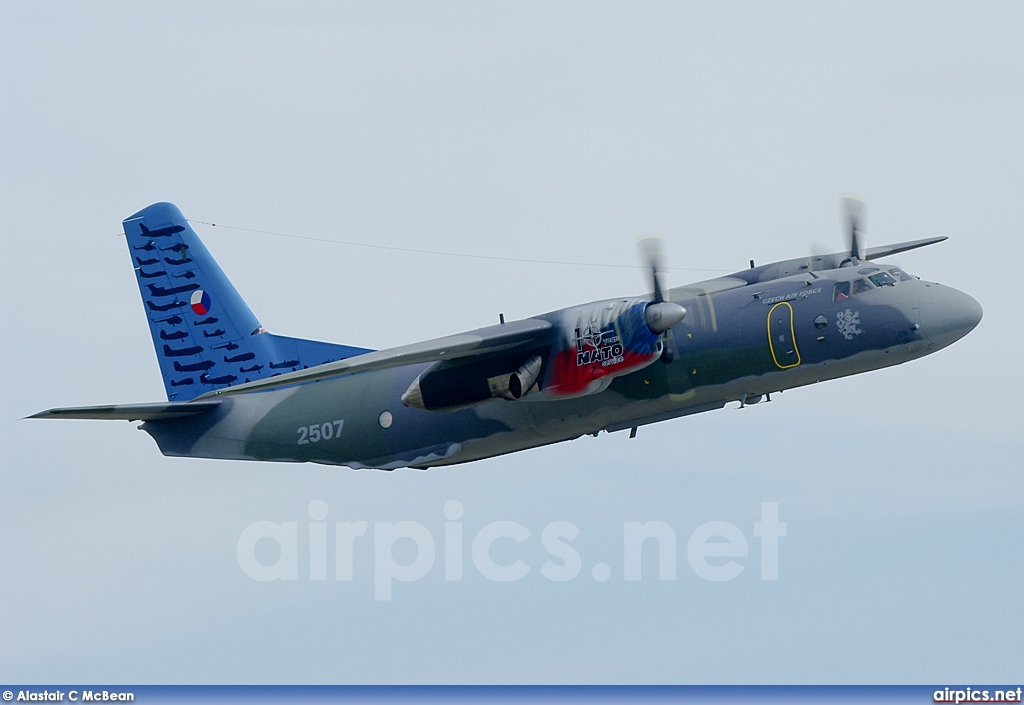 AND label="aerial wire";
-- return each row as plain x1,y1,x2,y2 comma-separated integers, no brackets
185,220,732,274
